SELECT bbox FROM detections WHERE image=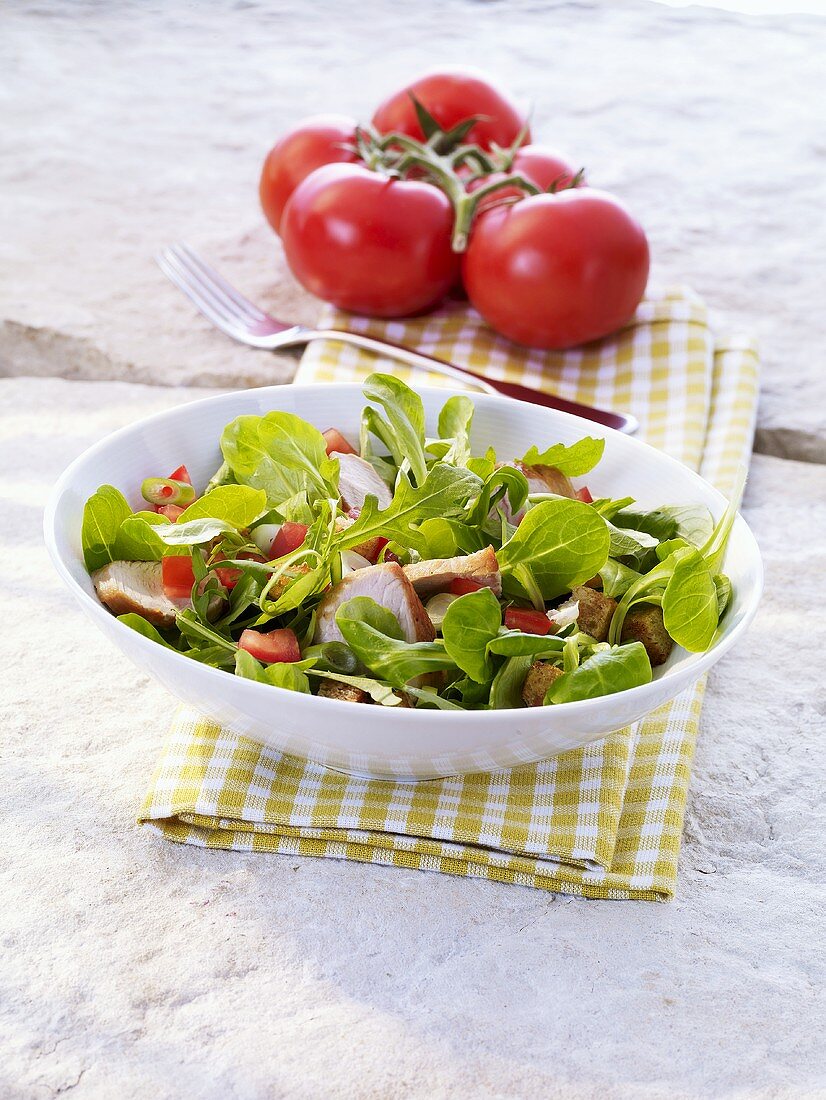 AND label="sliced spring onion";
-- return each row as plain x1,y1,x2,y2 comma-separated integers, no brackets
141,477,196,507
425,591,459,630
